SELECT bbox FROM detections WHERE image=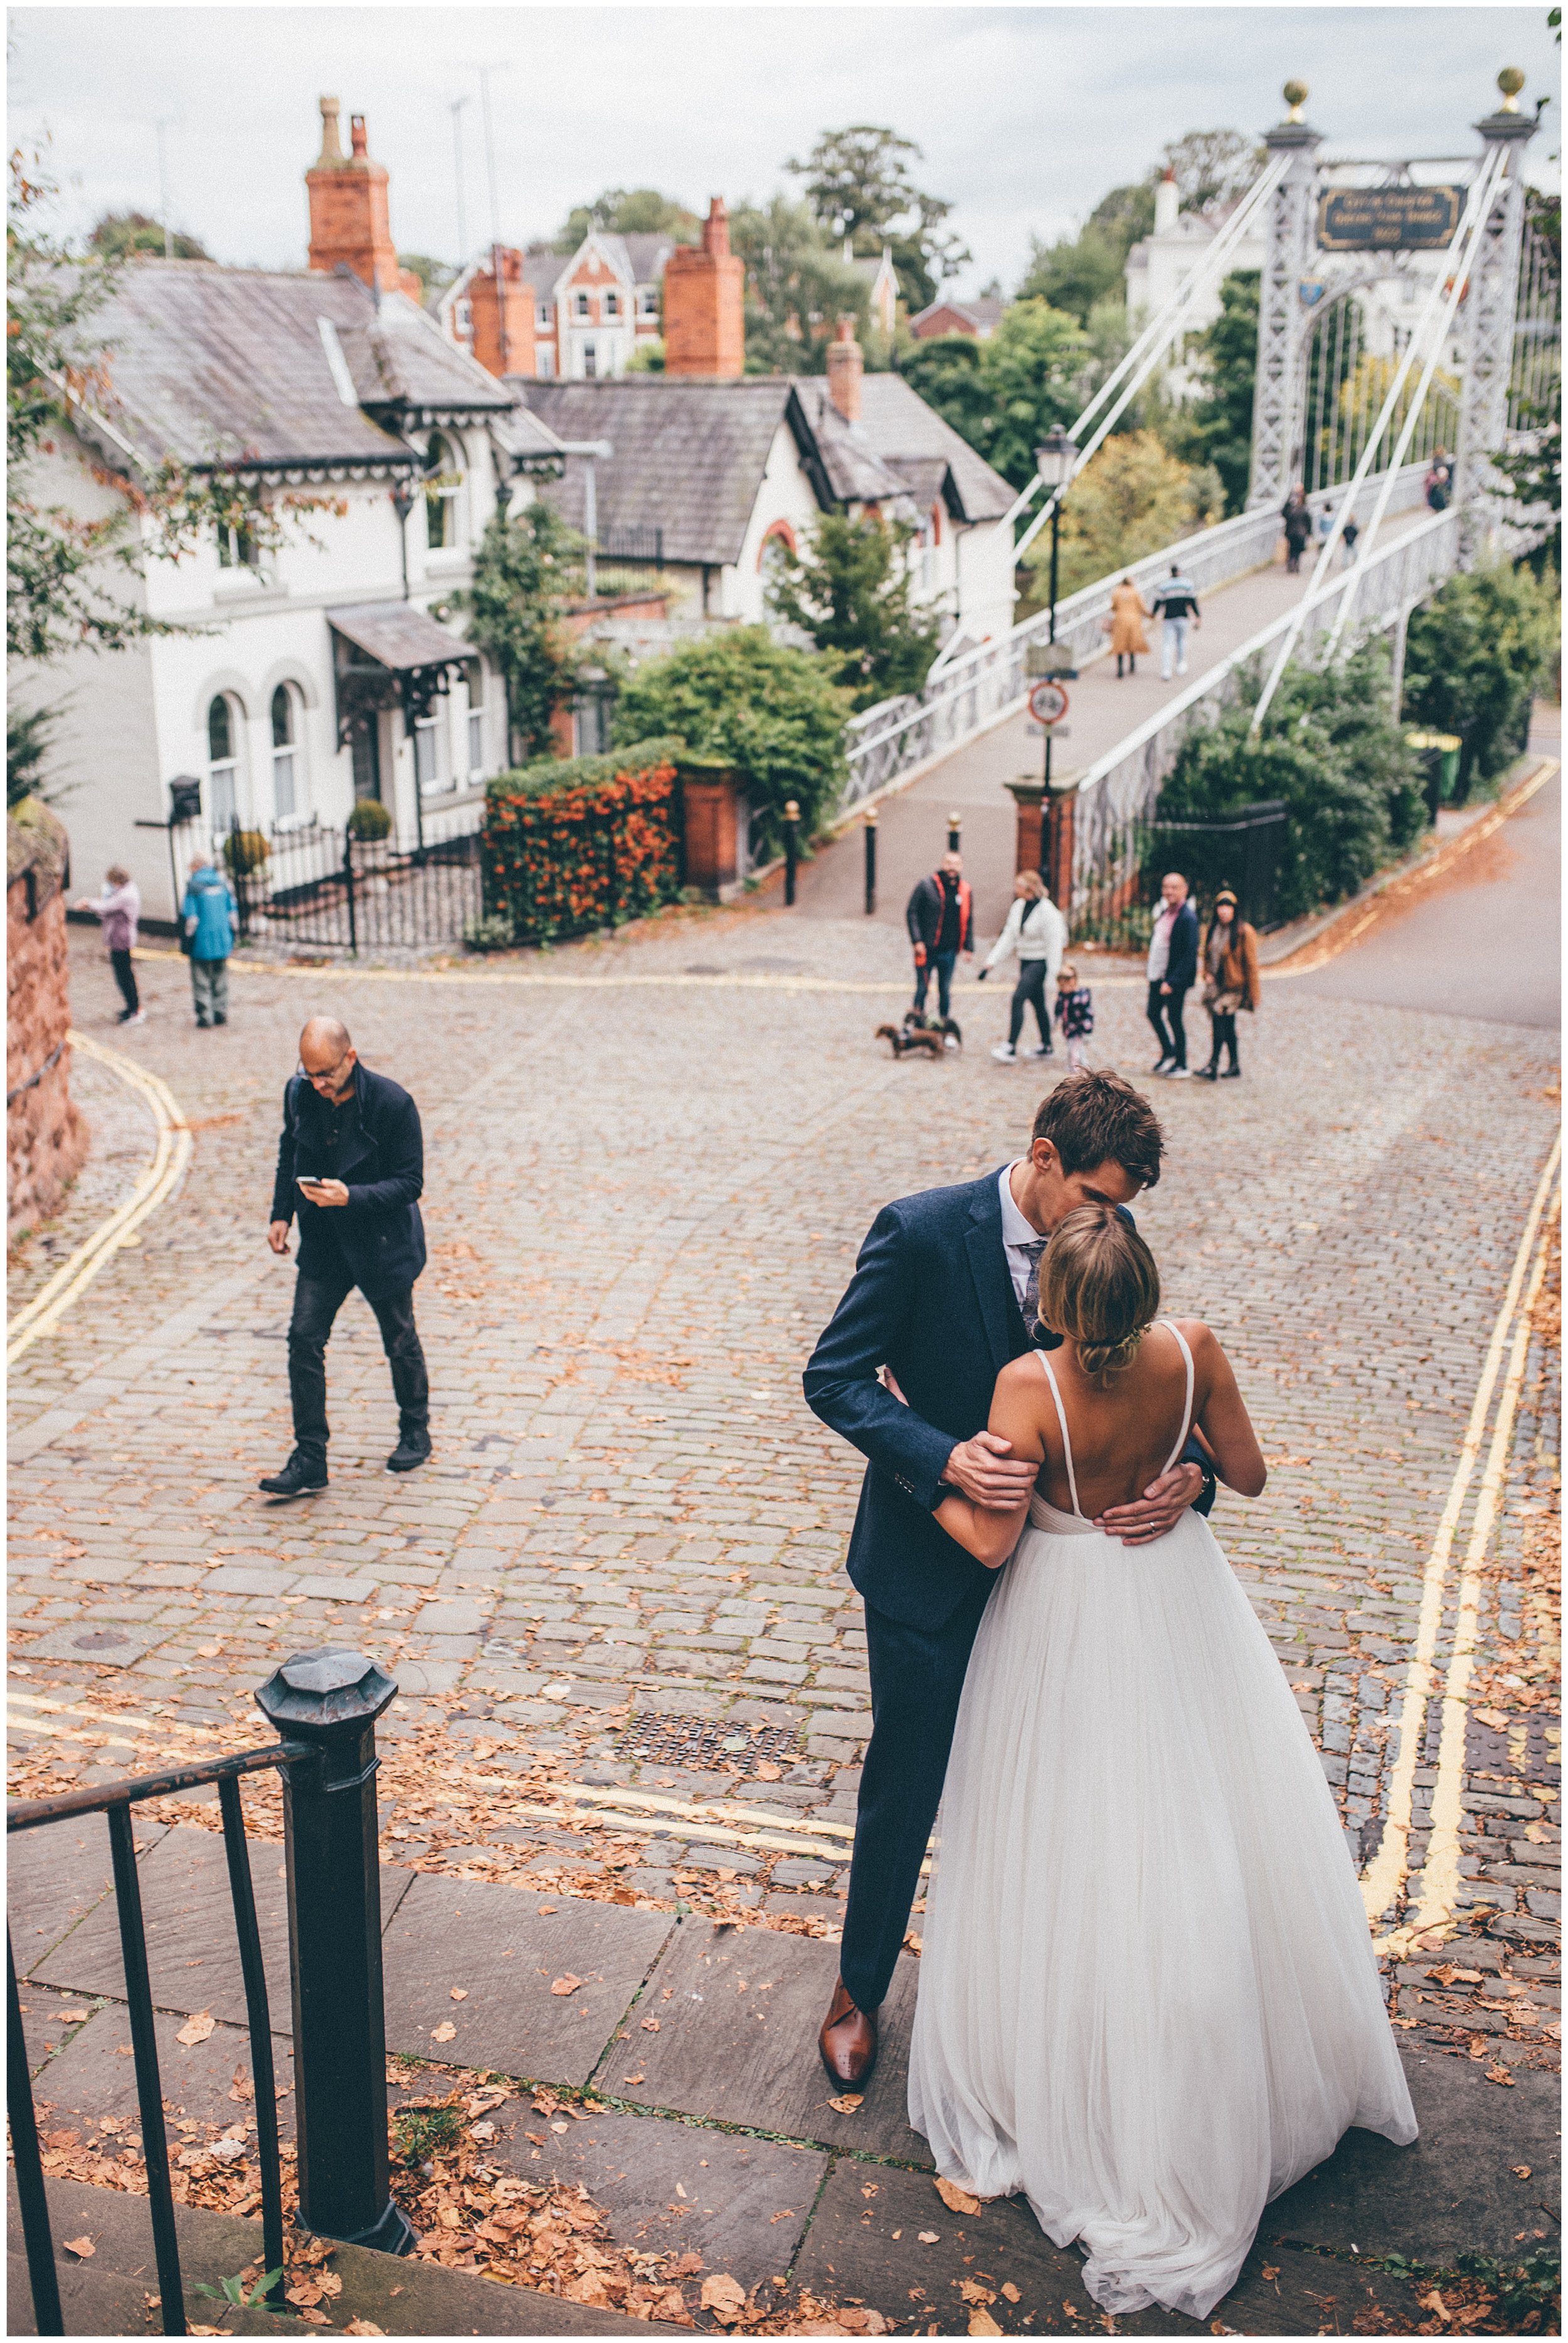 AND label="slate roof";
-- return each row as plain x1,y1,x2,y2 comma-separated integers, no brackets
521,378,807,565
329,602,474,672
69,260,525,477
519,371,1013,561
910,294,1008,336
